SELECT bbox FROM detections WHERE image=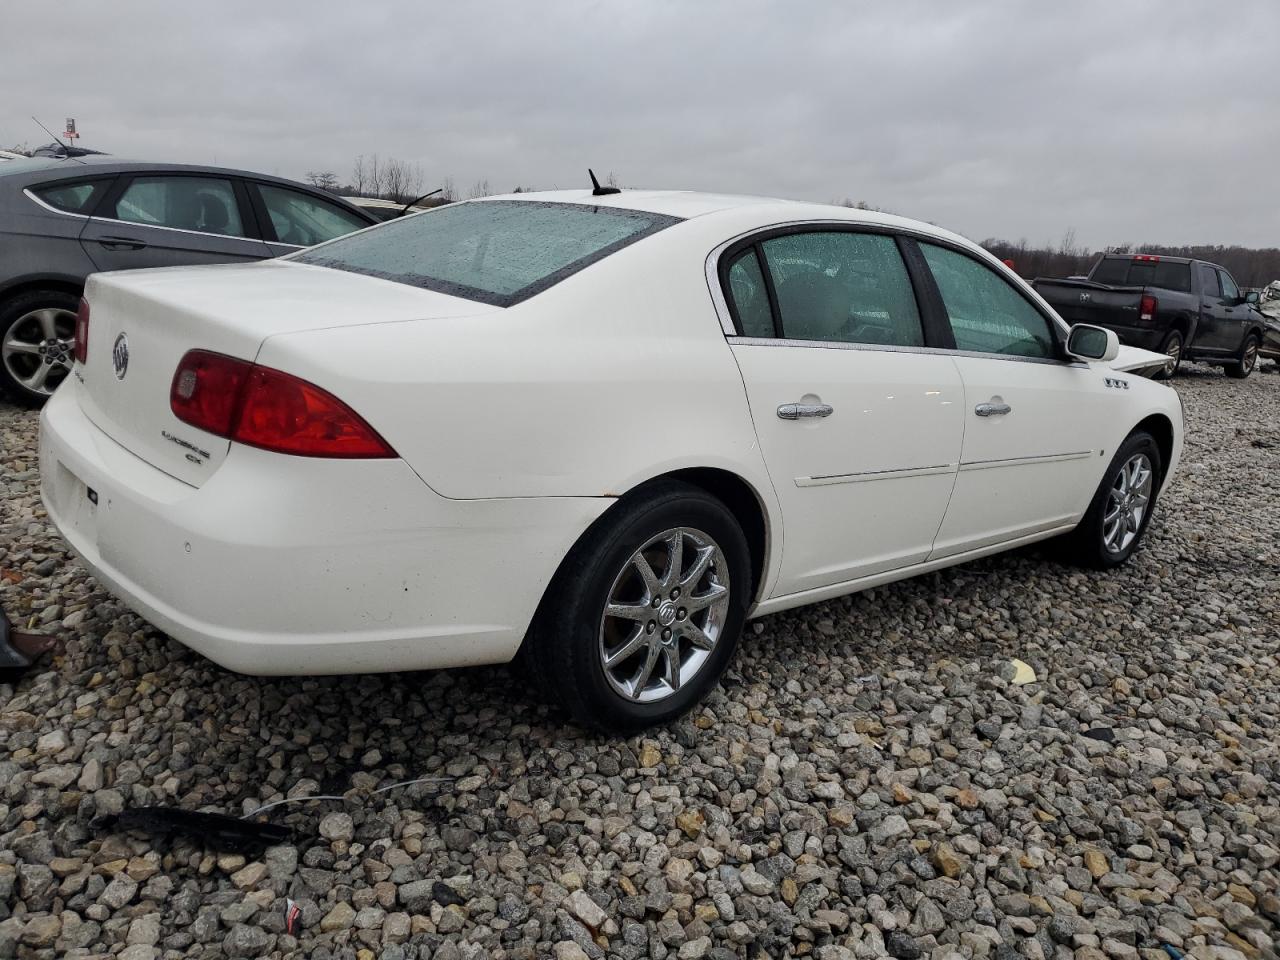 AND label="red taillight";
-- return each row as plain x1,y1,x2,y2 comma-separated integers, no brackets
1139,294,1158,322
73,298,90,364
170,350,395,459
